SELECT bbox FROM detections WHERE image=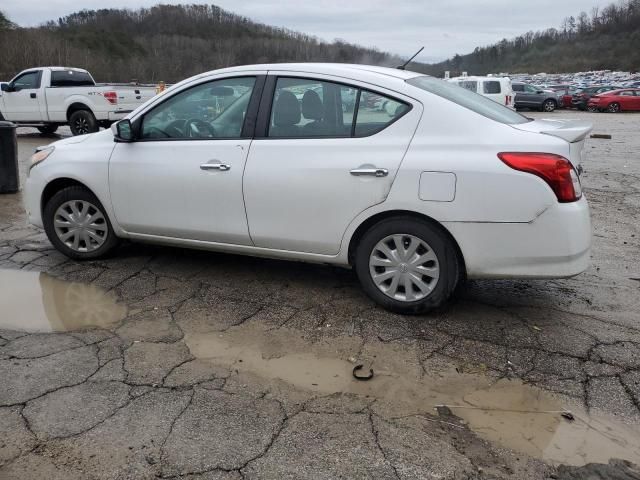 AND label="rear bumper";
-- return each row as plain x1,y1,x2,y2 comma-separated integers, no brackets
444,196,591,279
